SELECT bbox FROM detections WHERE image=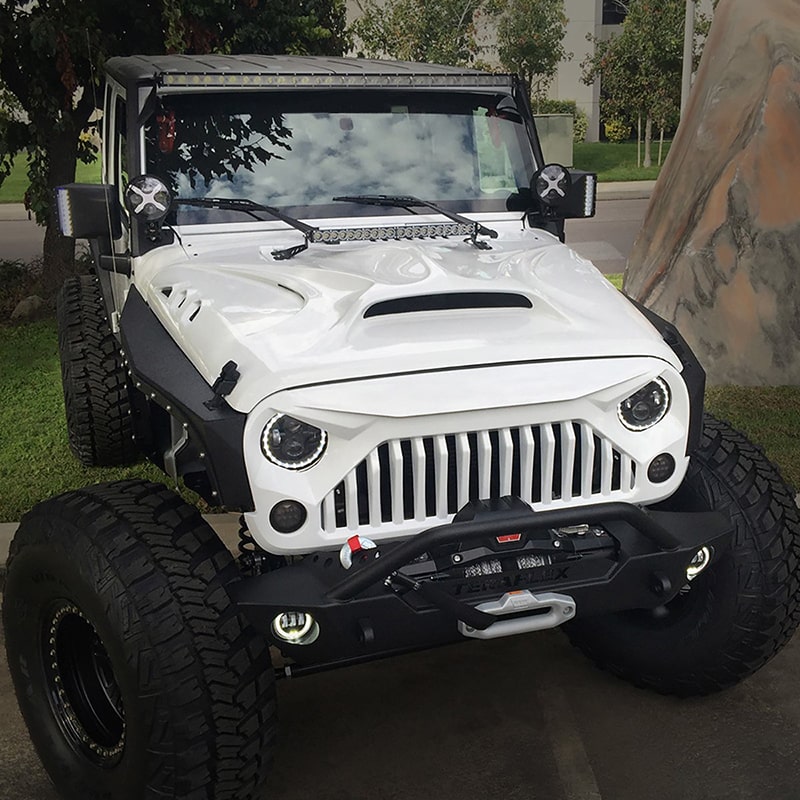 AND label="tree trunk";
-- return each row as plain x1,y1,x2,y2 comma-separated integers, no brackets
625,0,800,385
643,114,653,168
40,129,80,292
658,126,665,166
637,111,642,168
